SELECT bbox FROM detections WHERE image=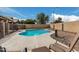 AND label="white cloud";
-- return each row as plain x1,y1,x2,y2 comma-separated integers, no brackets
51,13,79,22
0,7,26,19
